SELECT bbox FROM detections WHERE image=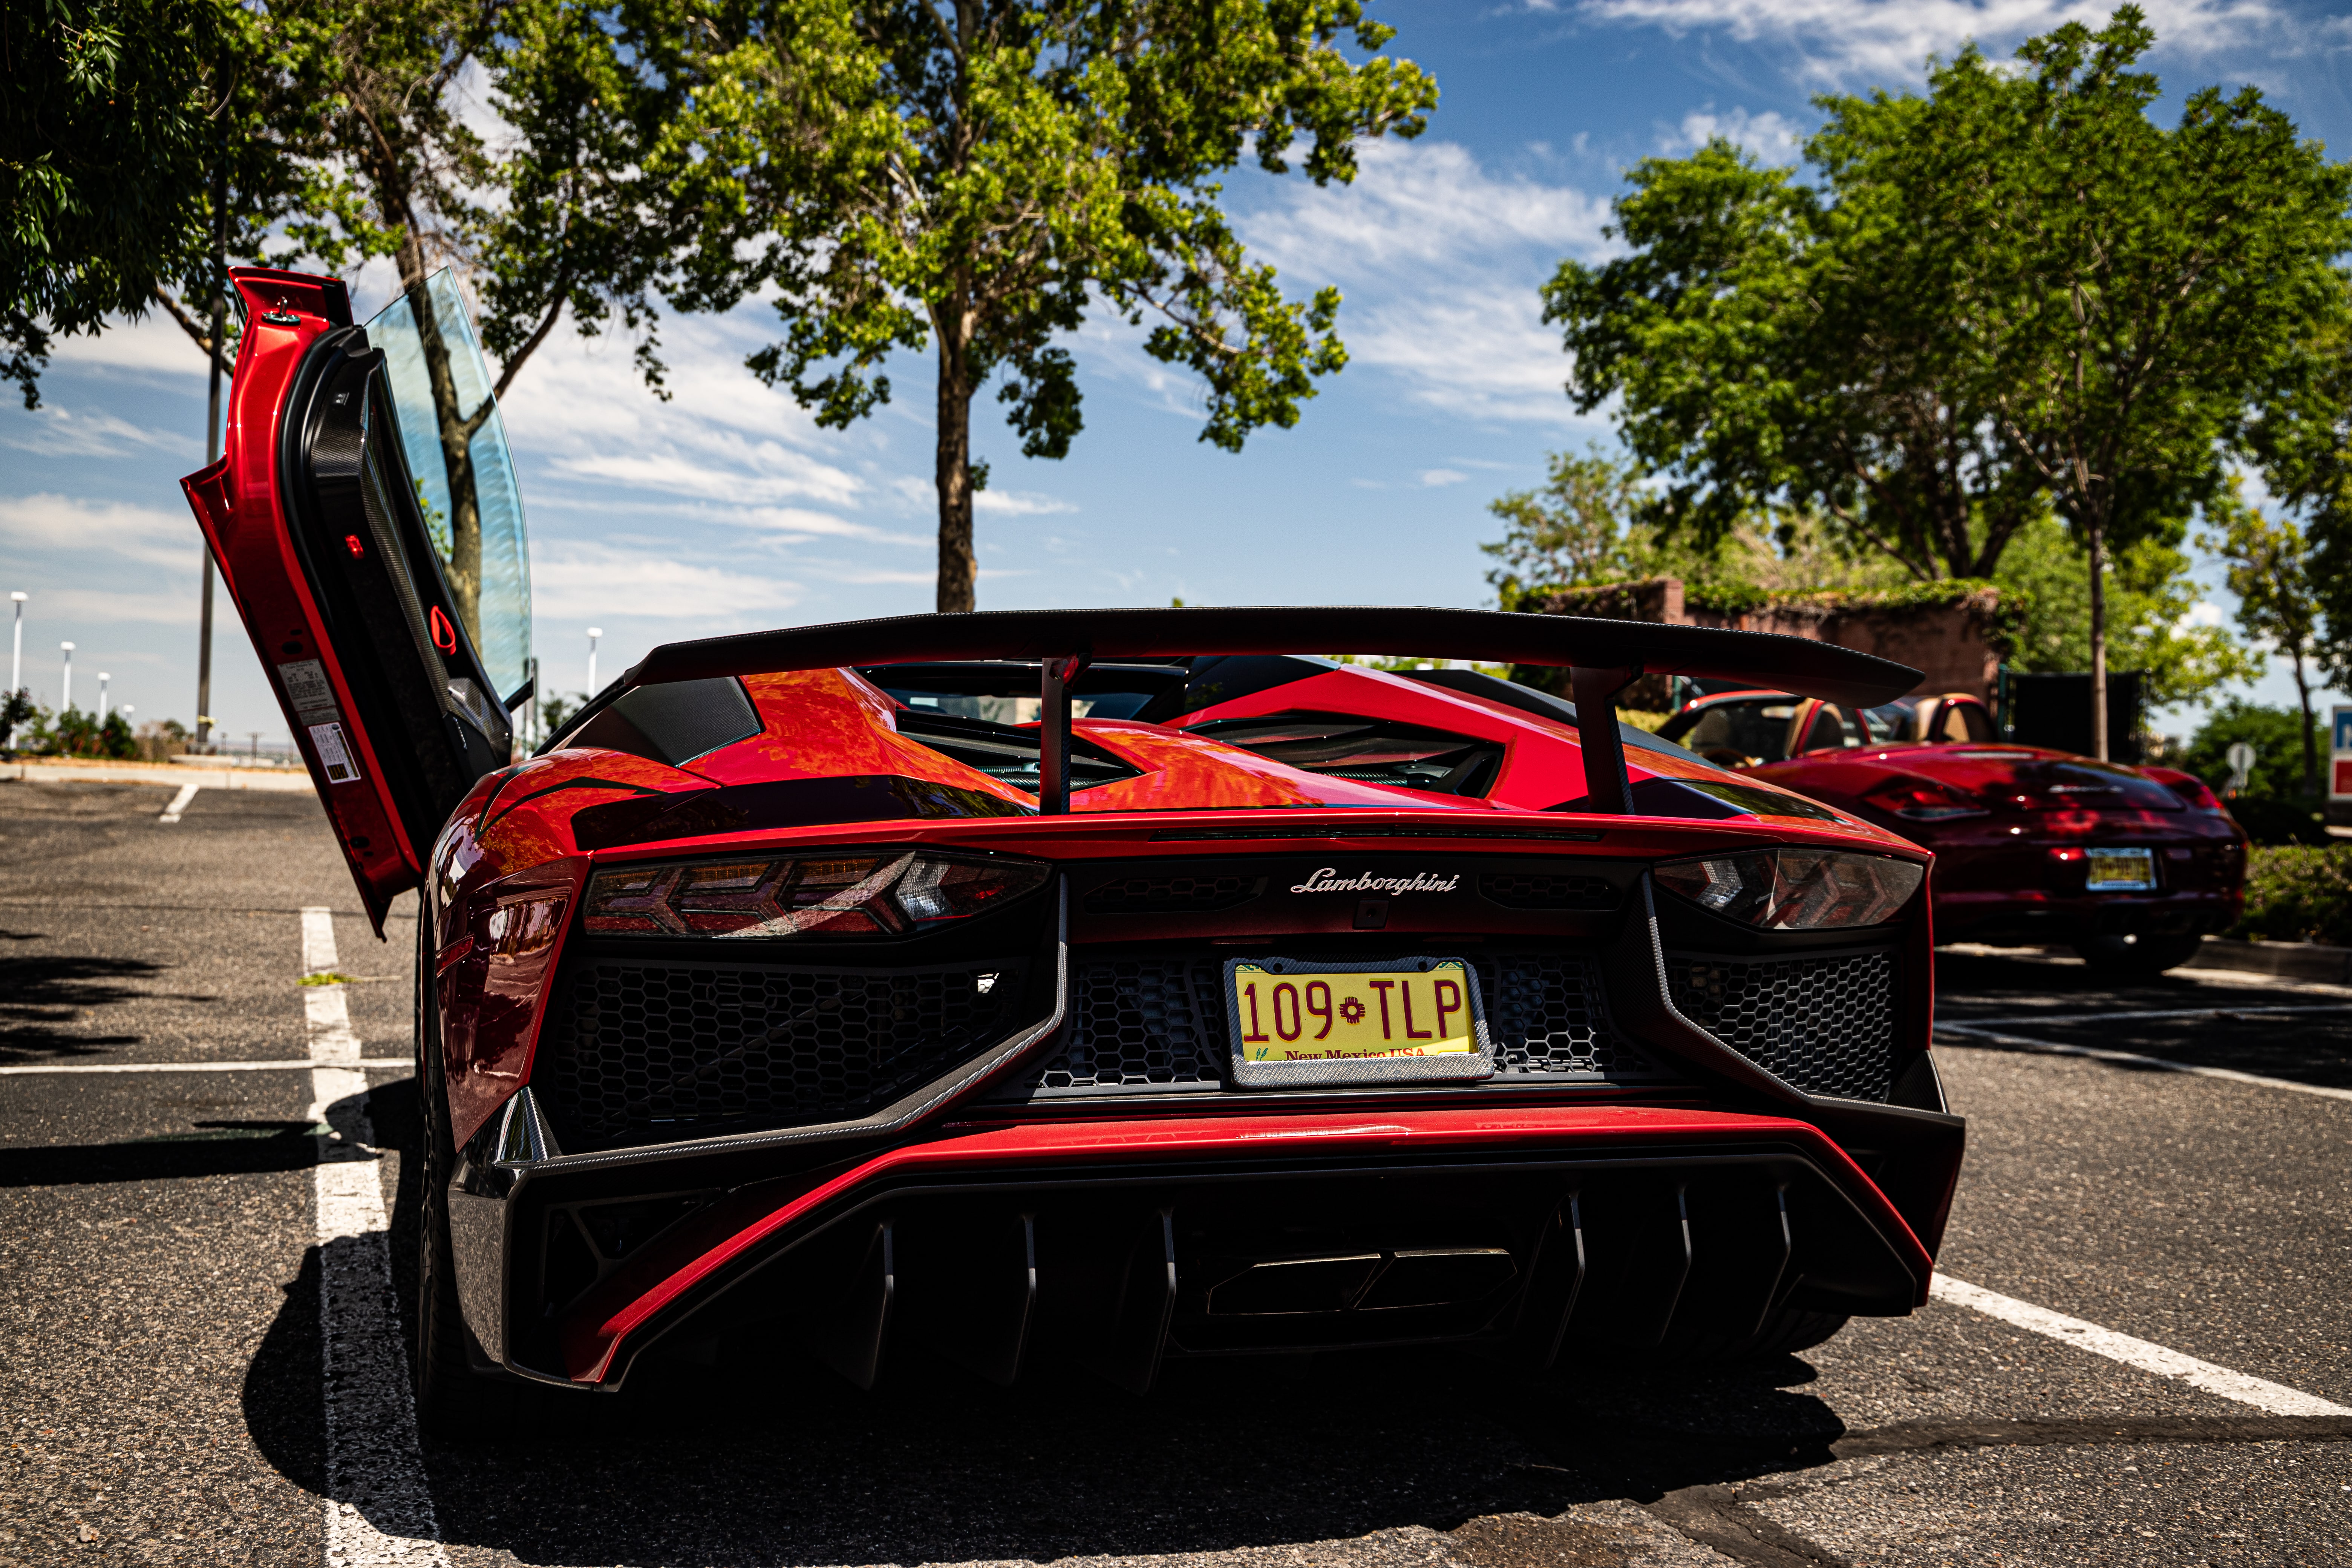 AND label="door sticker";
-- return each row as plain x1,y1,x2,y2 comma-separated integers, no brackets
278,659,341,723
308,723,362,784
